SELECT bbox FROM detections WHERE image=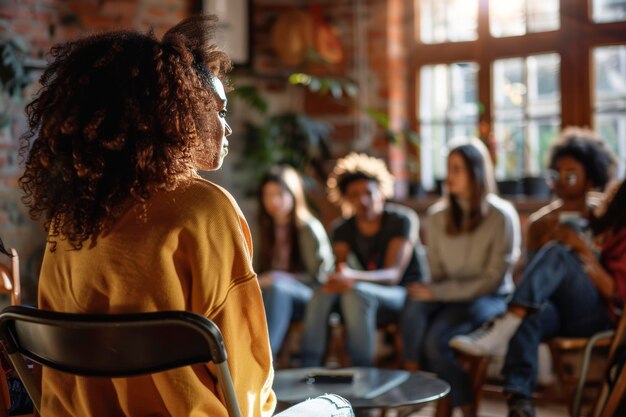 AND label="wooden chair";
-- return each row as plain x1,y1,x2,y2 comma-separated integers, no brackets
592,312,626,417
0,249,34,416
